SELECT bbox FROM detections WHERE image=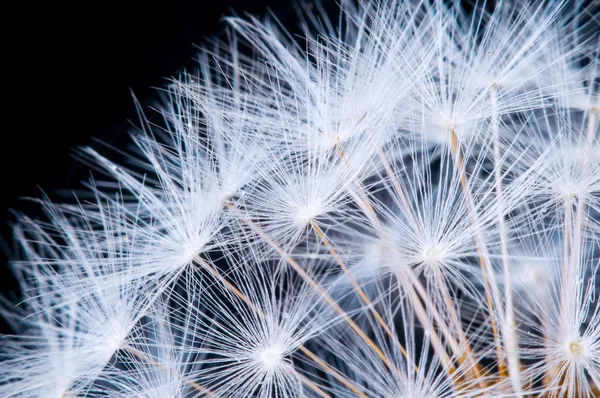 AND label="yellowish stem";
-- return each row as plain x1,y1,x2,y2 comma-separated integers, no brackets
310,220,411,363
336,138,486,388
359,139,487,387
490,85,522,393
194,256,368,397
291,368,333,398
433,267,487,389
124,345,220,397
225,201,404,379
450,130,506,377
